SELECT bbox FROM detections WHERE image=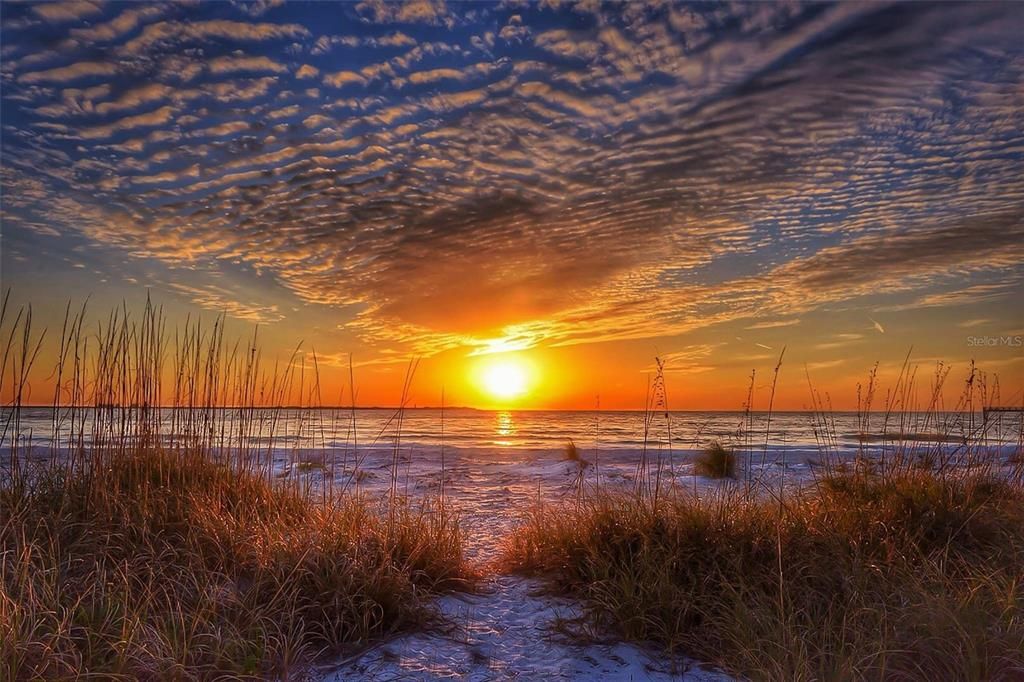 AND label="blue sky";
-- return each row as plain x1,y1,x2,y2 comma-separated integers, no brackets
1,0,1022,406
